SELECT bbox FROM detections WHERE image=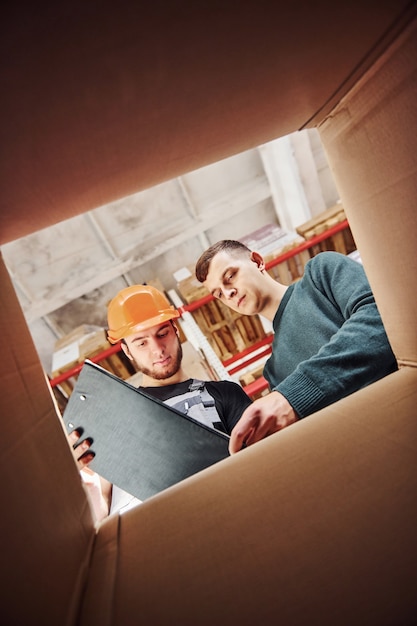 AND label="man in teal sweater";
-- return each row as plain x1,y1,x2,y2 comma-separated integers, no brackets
195,240,397,454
